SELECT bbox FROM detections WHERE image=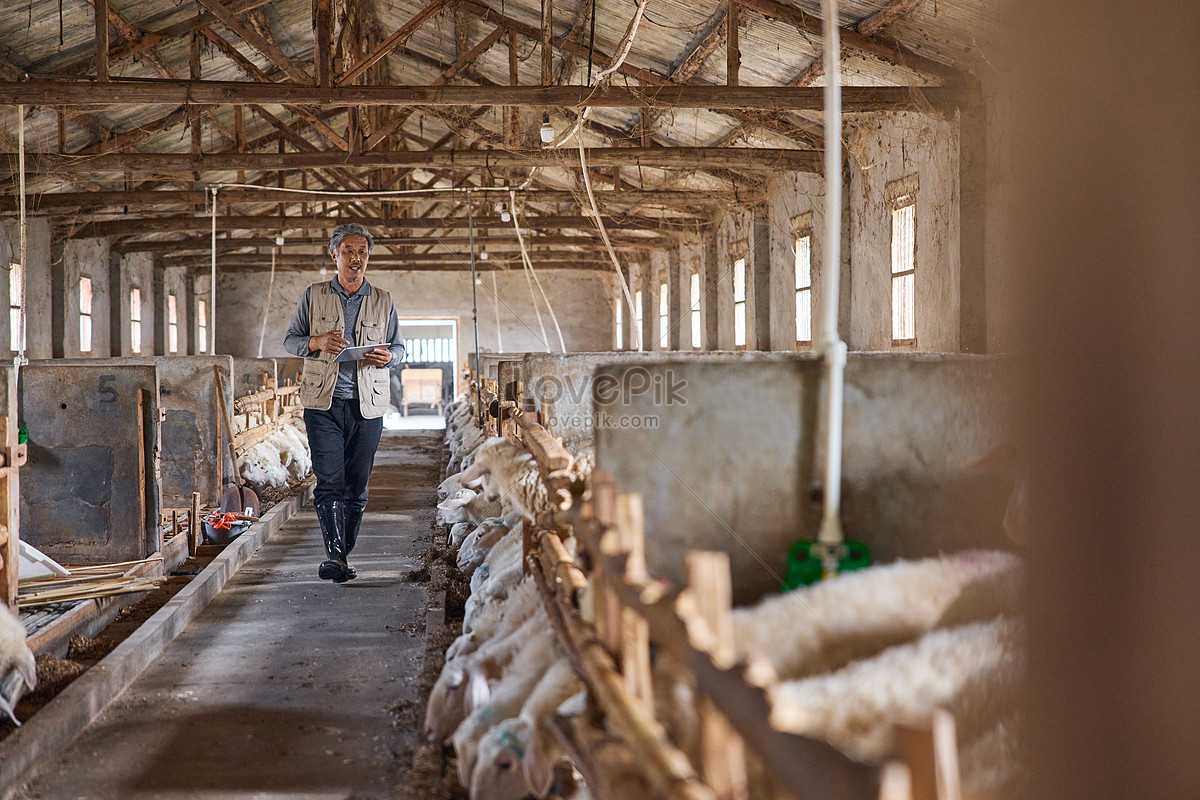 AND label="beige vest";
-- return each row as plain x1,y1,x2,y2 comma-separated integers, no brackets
299,281,394,419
